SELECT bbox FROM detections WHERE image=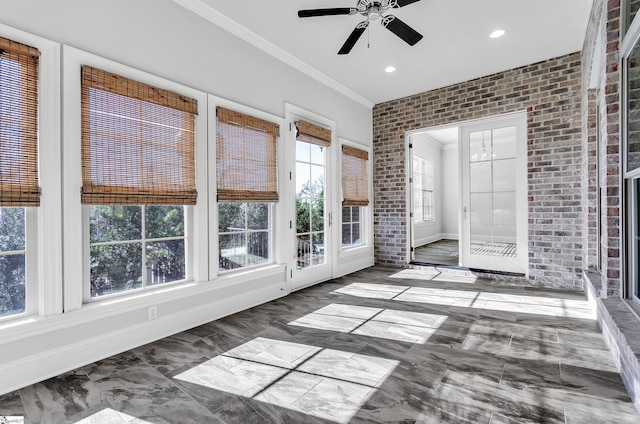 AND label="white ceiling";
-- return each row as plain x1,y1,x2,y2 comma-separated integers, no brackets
179,0,593,106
